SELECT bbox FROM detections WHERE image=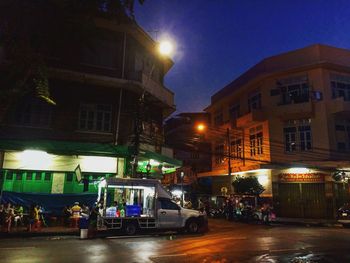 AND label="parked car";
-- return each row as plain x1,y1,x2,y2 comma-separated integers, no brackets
337,203,350,227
